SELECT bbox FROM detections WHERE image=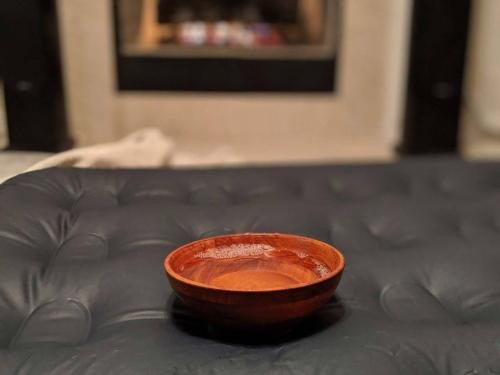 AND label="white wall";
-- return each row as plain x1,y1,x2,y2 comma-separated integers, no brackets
461,0,500,158
58,0,411,163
